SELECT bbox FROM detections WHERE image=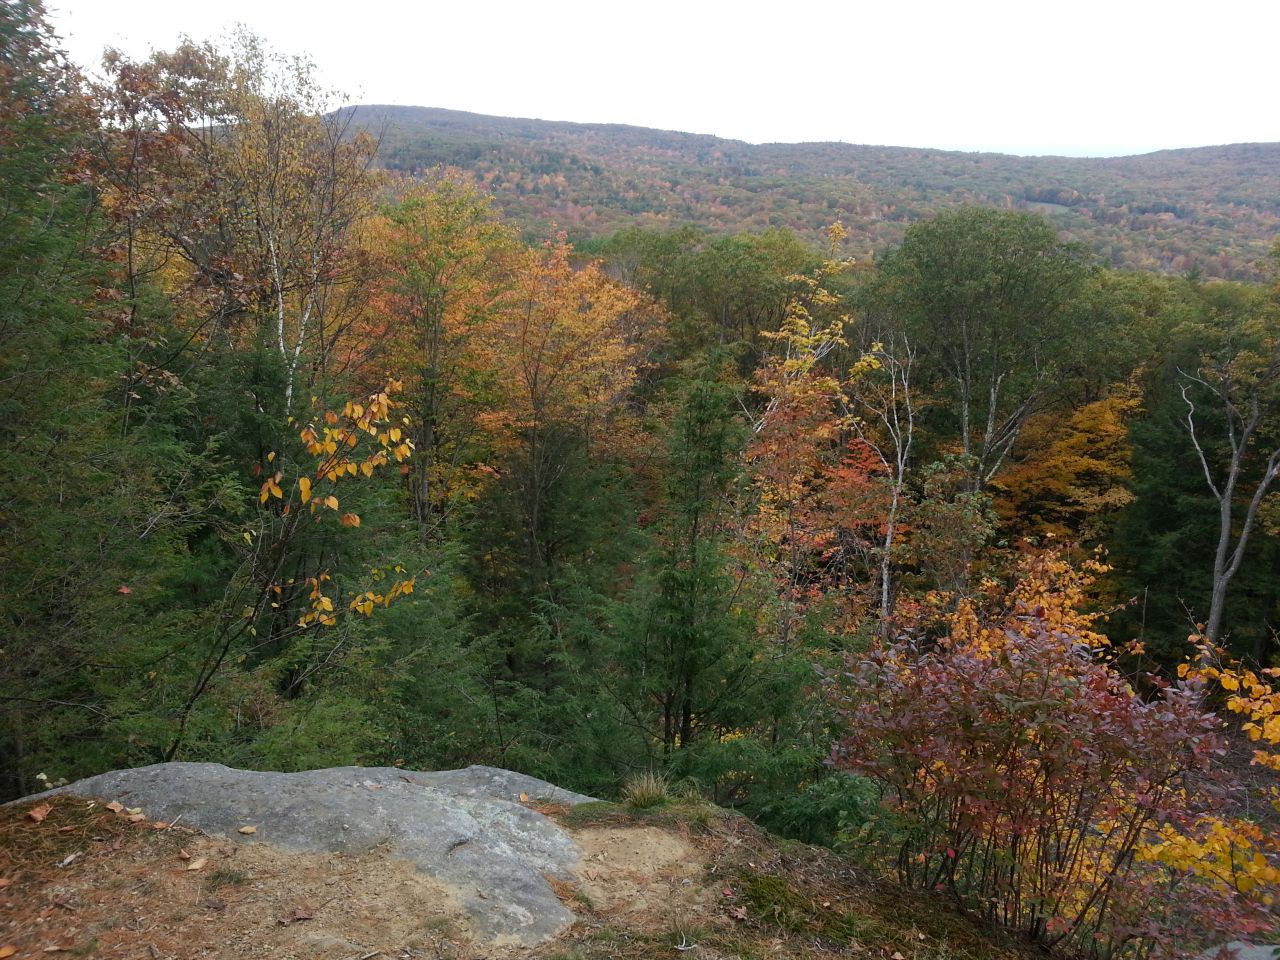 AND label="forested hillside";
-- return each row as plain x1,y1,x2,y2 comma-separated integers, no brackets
2,7,1279,957
365,105,1280,279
